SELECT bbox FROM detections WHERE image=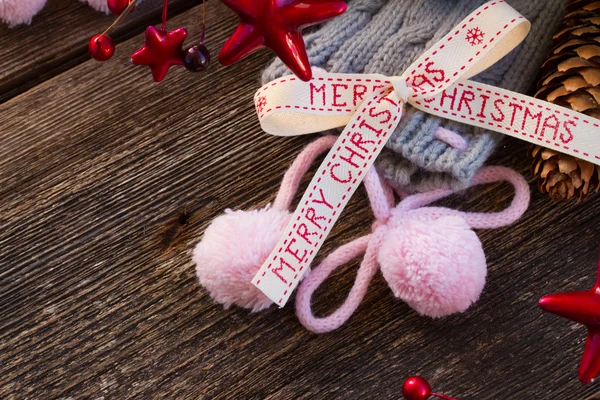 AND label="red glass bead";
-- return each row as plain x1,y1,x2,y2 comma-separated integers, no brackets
107,0,133,15
88,34,115,62
182,45,211,72
403,376,433,400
